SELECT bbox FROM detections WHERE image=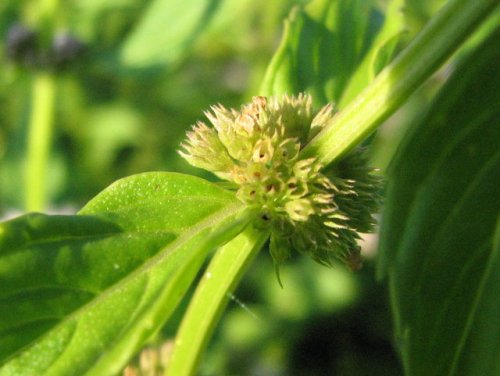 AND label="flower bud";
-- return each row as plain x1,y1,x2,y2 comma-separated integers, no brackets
5,23,38,67
51,33,86,68
179,122,234,178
